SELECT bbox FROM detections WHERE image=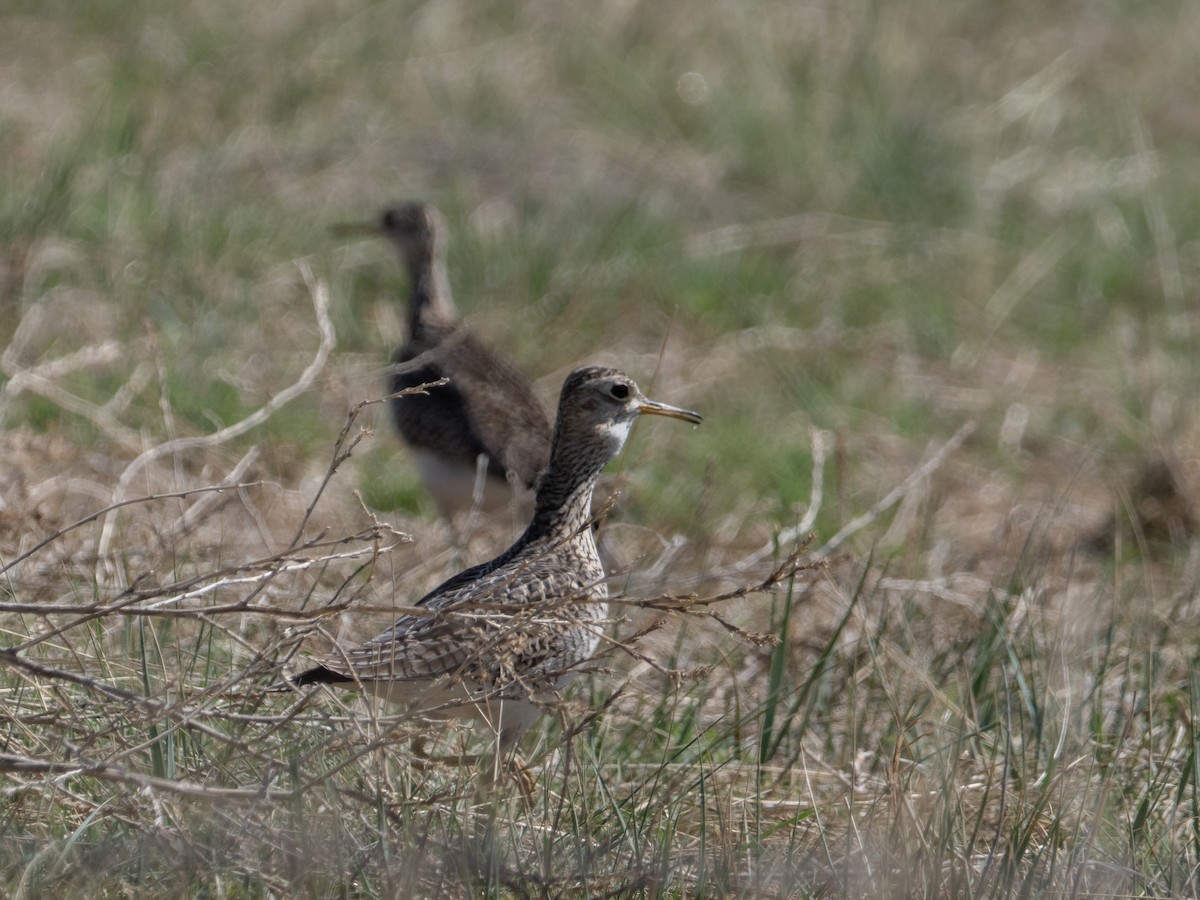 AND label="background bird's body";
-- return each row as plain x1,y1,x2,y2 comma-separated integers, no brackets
390,325,553,517
339,203,552,519
283,366,701,756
